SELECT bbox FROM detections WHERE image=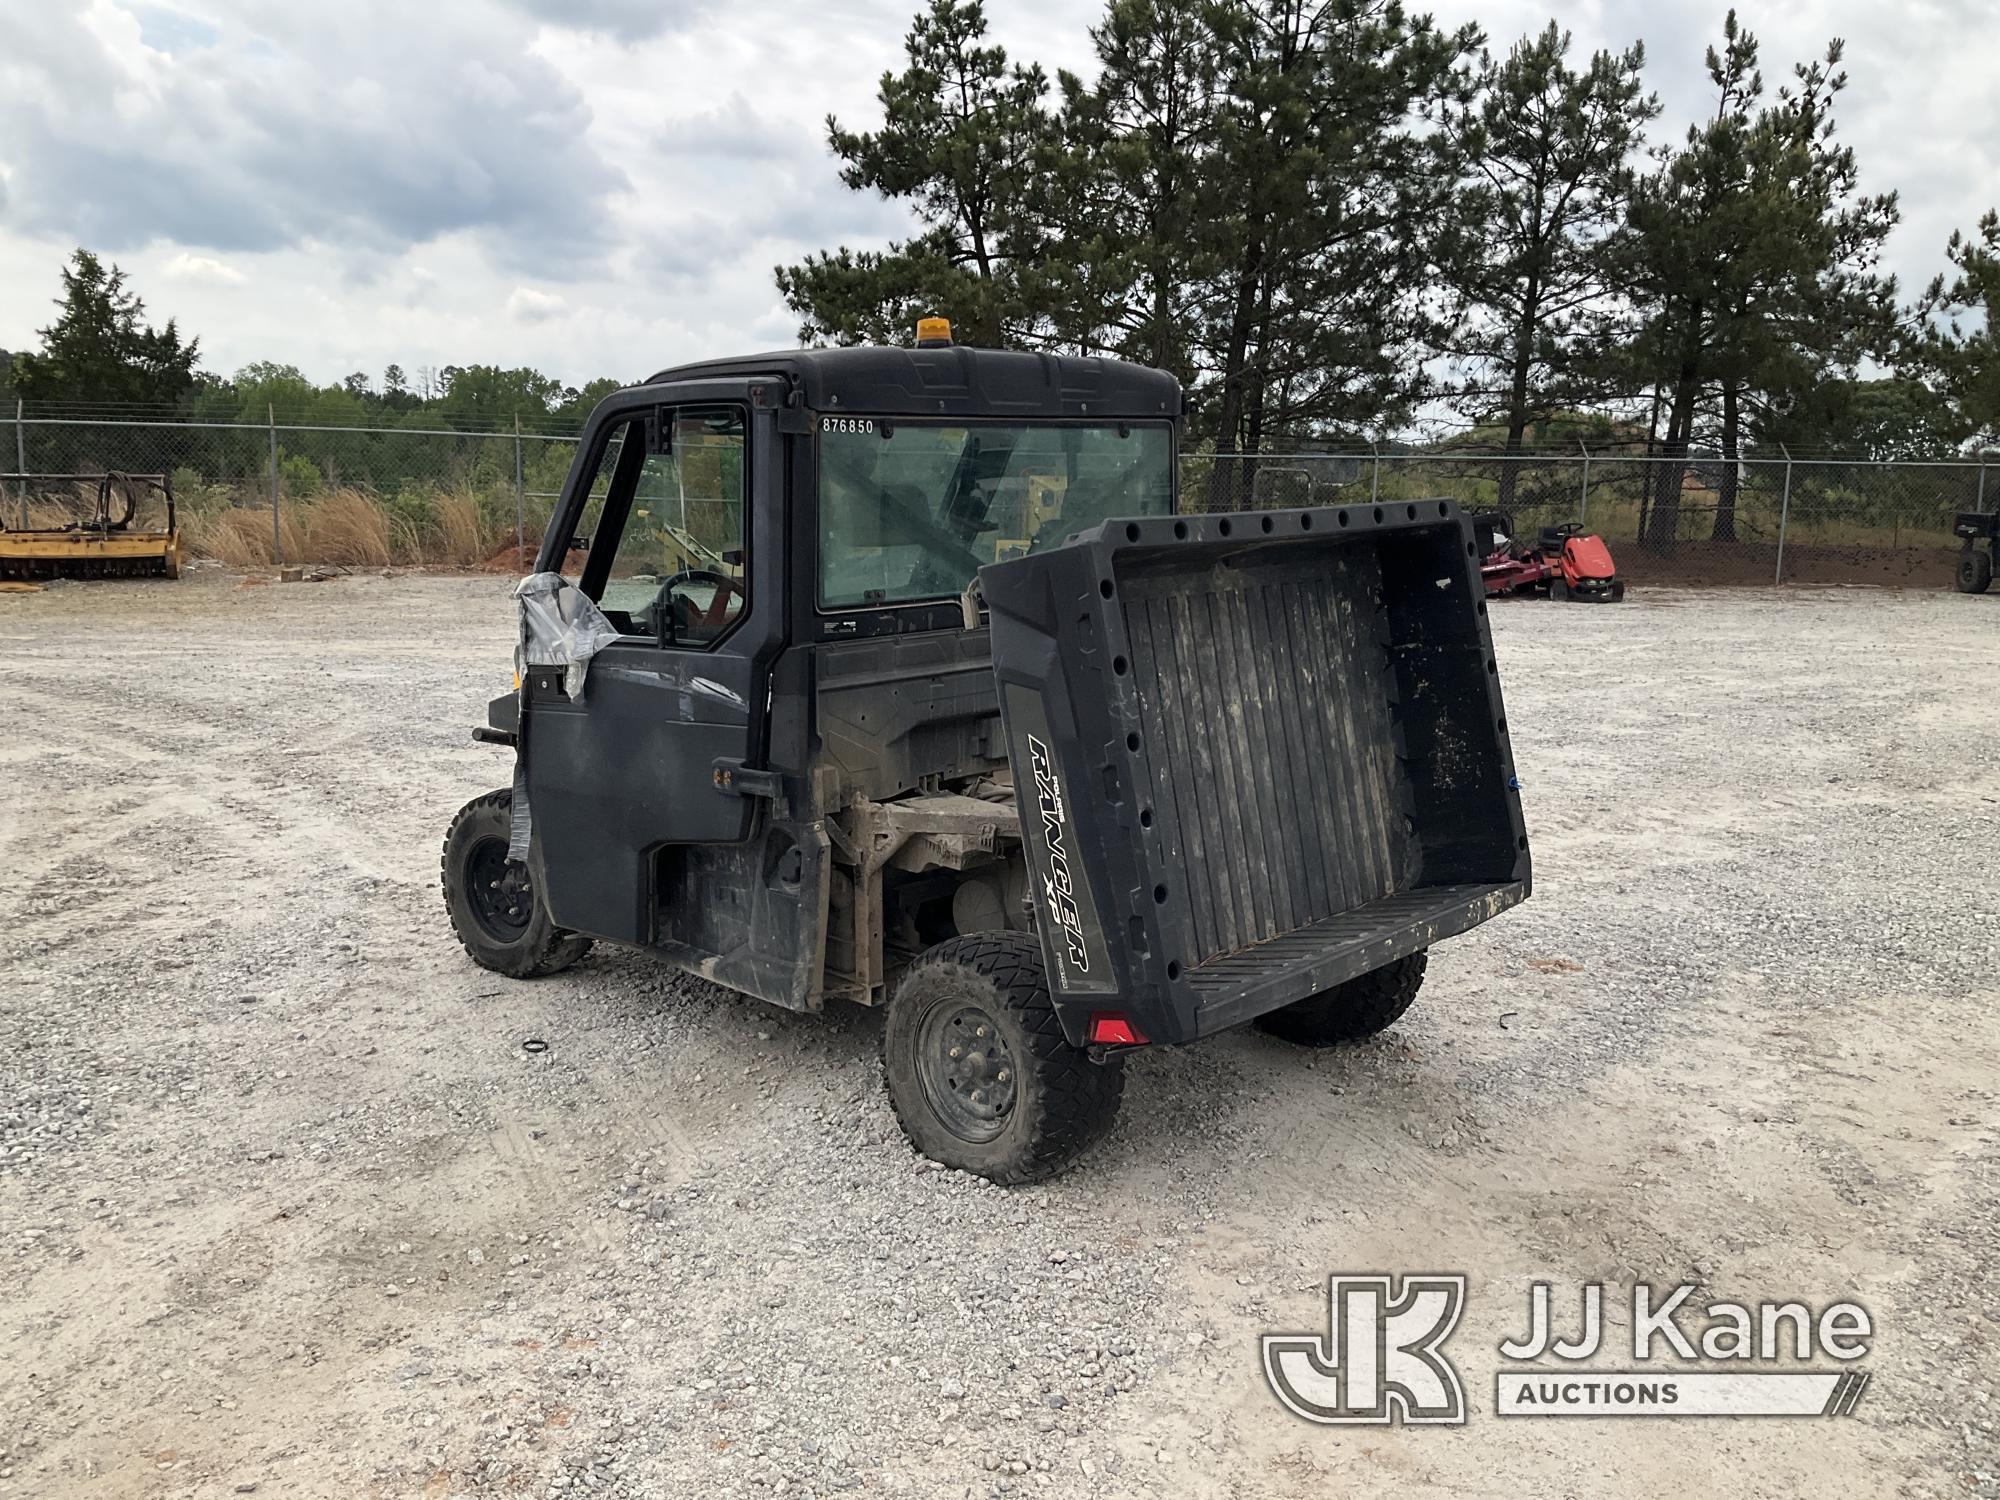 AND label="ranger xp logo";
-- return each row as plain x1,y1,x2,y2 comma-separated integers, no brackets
1263,1274,1469,1425
1025,732,1091,976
